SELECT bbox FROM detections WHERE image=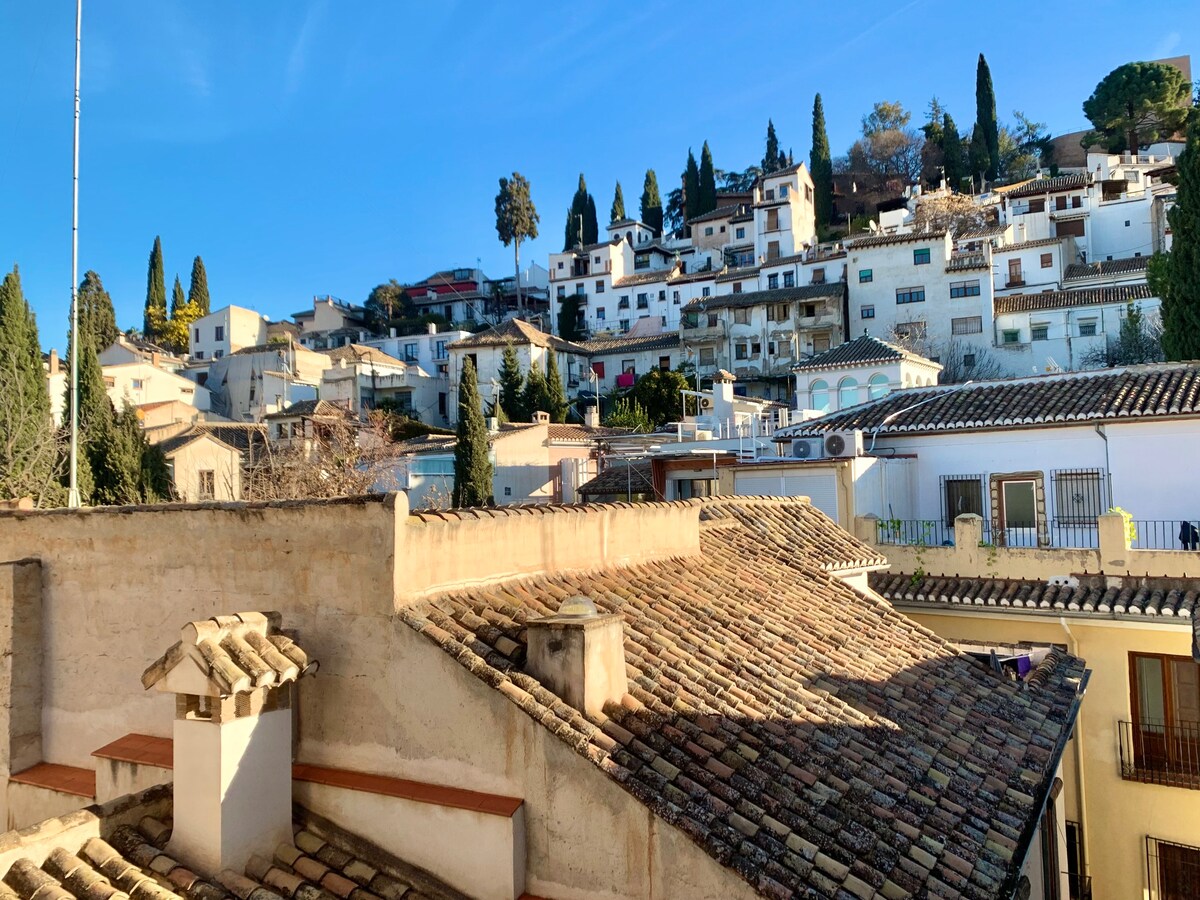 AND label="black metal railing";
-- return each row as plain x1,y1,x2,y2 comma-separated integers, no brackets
1133,520,1199,551
874,519,955,547
1147,835,1200,900
1065,873,1091,900
1119,719,1200,788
